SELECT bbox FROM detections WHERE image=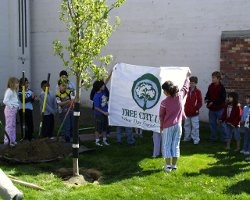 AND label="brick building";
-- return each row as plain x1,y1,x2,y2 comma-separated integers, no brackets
220,31,250,102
